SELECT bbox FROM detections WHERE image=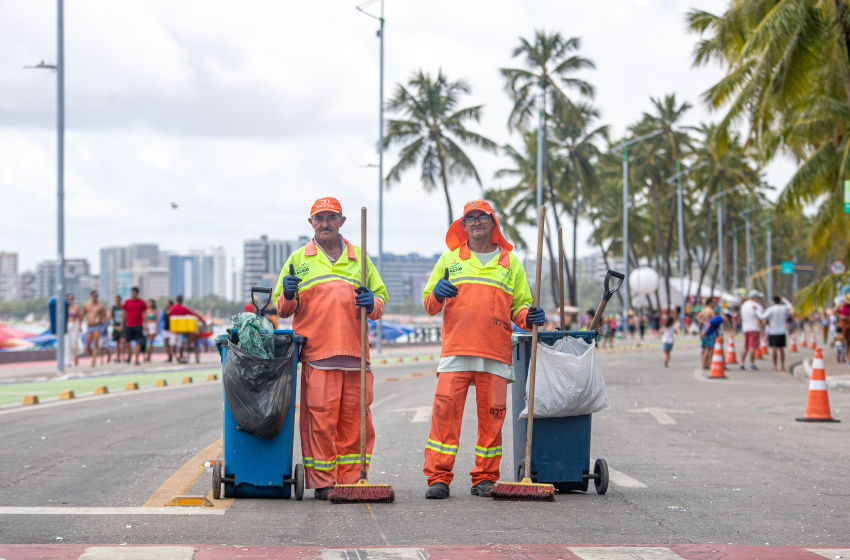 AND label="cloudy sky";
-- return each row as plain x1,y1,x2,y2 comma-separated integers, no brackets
1,0,795,288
